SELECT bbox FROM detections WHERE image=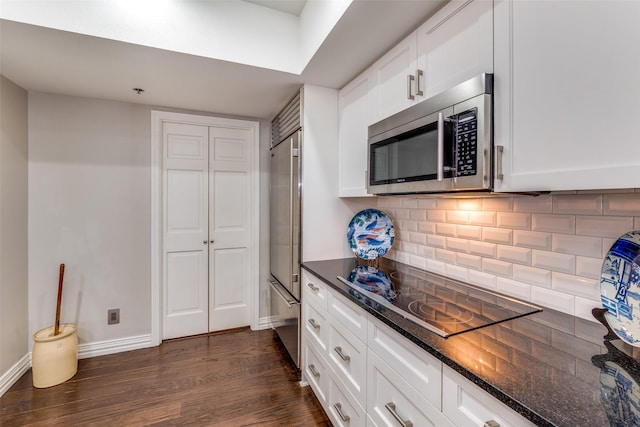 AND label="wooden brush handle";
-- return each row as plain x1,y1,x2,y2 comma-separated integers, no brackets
54,263,65,336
